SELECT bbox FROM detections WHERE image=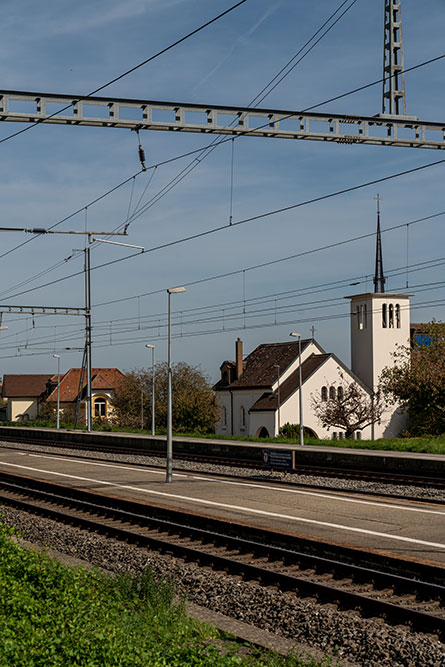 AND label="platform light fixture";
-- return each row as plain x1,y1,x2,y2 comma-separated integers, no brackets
145,344,156,436
290,333,304,446
53,354,61,430
166,287,186,482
